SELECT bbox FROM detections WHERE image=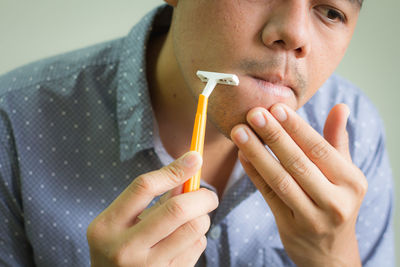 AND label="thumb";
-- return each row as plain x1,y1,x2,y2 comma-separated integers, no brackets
323,103,352,161
137,151,202,221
